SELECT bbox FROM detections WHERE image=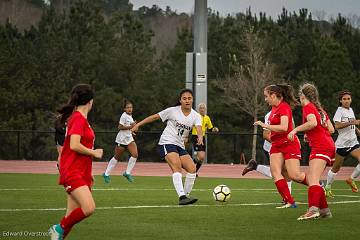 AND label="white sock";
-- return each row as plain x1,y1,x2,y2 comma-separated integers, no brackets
184,173,197,195
326,169,337,186
351,164,360,179
256,165,272,178
172,172,185,197
287,181,292,194
104,157,118,176
125,157,137,174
